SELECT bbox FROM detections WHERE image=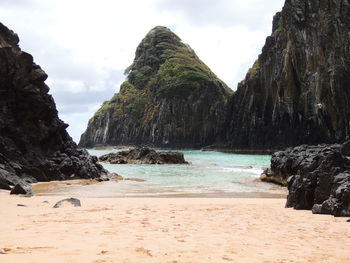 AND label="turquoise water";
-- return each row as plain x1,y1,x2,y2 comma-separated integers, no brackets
80,149,286,197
